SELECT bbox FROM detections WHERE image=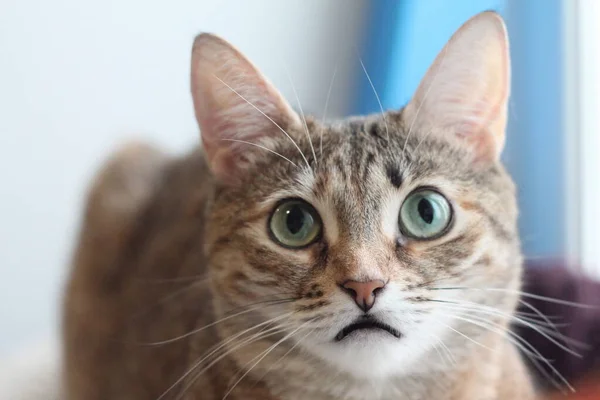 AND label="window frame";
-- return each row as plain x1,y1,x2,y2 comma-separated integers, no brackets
565,0,600,276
